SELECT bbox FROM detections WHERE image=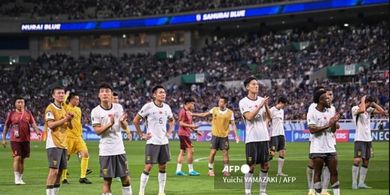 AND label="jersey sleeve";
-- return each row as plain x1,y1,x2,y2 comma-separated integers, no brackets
270,107,276,119
306,110,316,125
367,107,375,114
45,107,55,122
230,110,235,121
351,106,359,116
117,103,124,115
28,112,36,124
239,100,251,115
167,106,173,119
91,108,101,126
209,107,215,114
178,109,186,122
138,104,150,119
4,112,12,128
